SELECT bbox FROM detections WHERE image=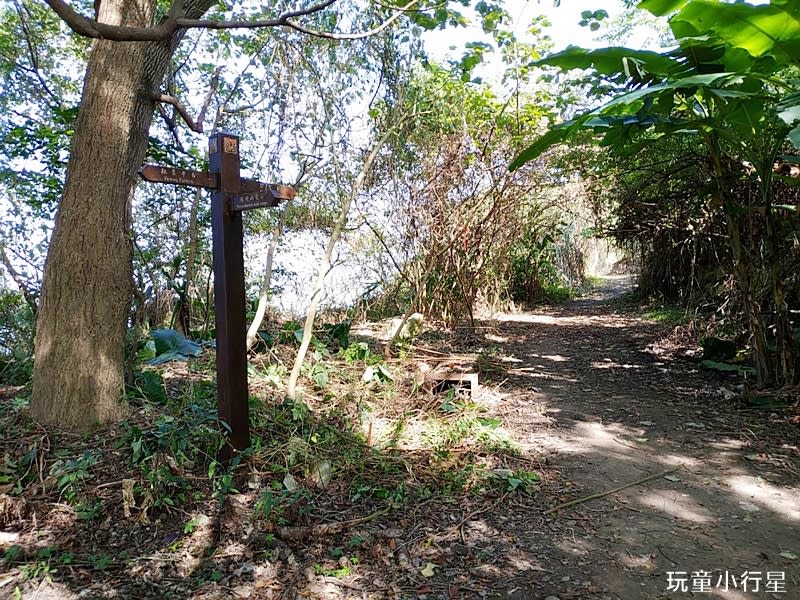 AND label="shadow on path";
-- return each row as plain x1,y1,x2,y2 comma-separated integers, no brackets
473,275,800,599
